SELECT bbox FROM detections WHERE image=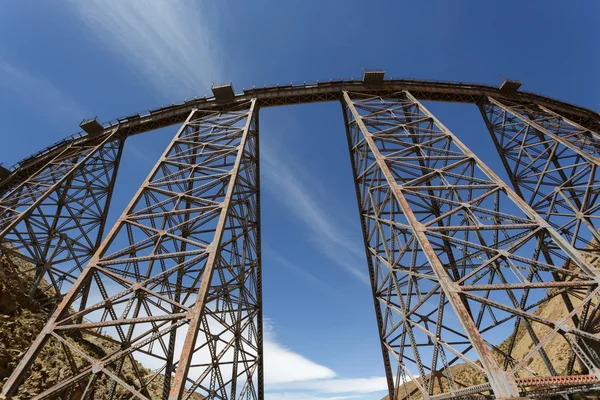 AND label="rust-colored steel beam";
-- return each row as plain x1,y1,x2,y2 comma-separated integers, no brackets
341,103,396,395
0,129,124,304
342,90,600,399
3,78,599,198
1,102,262,400
343,91,519,399
168,99,259,400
